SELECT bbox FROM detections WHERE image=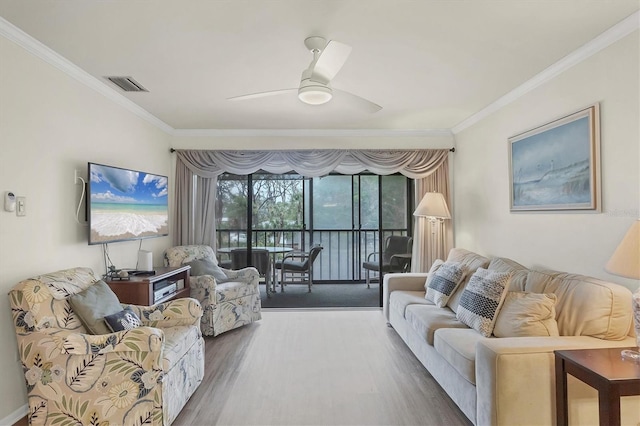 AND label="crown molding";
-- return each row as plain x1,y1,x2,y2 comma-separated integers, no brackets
0,16,174,134
170,128,453,138
452,10,640,134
